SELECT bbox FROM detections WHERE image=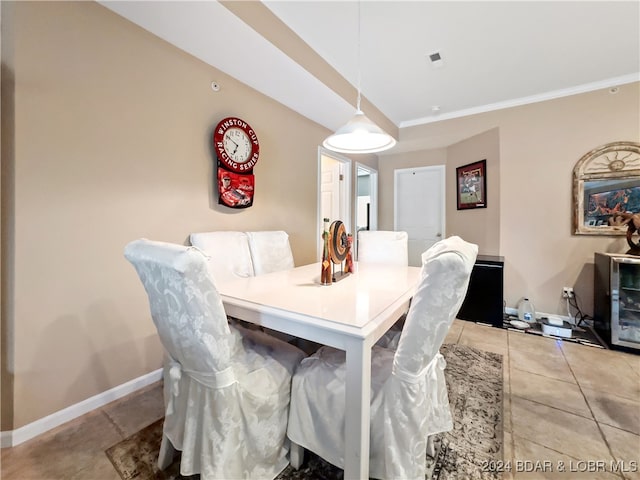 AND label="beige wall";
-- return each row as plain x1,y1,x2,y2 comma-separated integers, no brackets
379,128,500,257
380,85,640,318
1,1,329,429
446,128,500,255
